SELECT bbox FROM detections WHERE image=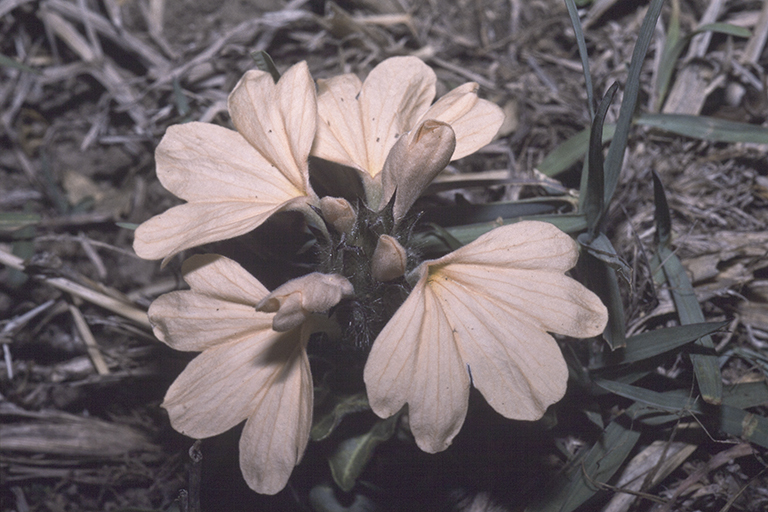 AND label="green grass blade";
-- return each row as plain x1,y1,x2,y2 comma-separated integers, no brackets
597,380,768,449
658,246,723,404
603,0,664,206
590,321,728,369
539,124,616,177
653,172,722,404
654,0,682,111
417,214,588,254
595,380,696,413
583,83,618,236
696,23,752,38
0,213,40,234
526,403,642,512
250,51,281,82
0,53,40,74
578,232,629,350
564,0,594,118
652,171,671,247
655,22,750,111
638,113,768,144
